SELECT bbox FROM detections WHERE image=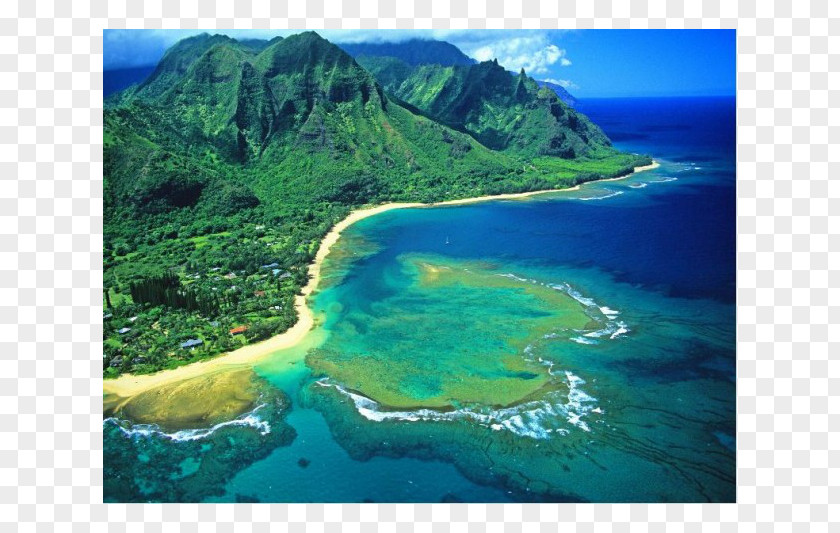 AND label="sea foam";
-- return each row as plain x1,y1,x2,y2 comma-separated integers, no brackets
495,274,630,344
578,191,624,201
317,369,600,440
547,282,631,343
104,403,272,442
